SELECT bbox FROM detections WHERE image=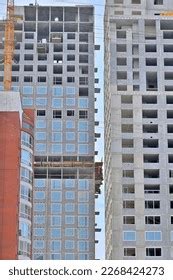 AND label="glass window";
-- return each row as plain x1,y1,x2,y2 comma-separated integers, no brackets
51,241,61,252
65,228,75,237
37,86,47,95
52,120,62,131
78,132,88,142
22,97,33,106
66,121,75,129
34,191,45,200
51,144,62,153
78,98,88,108
34,216,45,224
78,179,89,190
21,131,33,148
65,240,75,250
51,203,62,214
123,231,136,241
66,98,75,106
33,240,45,249
36,98,47,106
78,204,89,214
65,179,75,188
65,253,75,260
78,121,88,131
66,132,75,141
23,86,33,94
51,191,62,202
124,248,136,257
53,87,63,96
34,228,45,236
52,132,62,142
170,231,173,241
35,143,46,152
78,216,88,227
78,241,88,252
78,253,88,260
51,179,62,189
21,149,32,166
78,228,88,239
65,203,75,212
52,98,63,108
65,216,75,224
65,191,75,200
145,231,162,241
51,216,61,226
36,132,46,141
36,120,46,129
146,248,161,257
78,144,88,154
51,228,61,238
78,192,89,202
66,87,75,95
66,144,75,153
51,254,61,260
19,221,30,239
35,179,46,188
34,203,45,212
